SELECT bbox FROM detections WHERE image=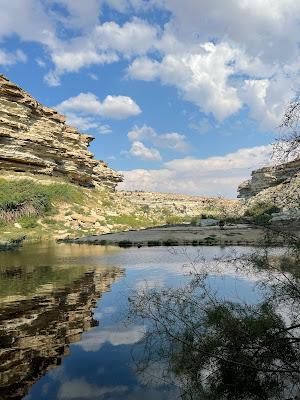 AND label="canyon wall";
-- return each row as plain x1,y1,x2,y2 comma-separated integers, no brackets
238,157,300,210
0,75,122,189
